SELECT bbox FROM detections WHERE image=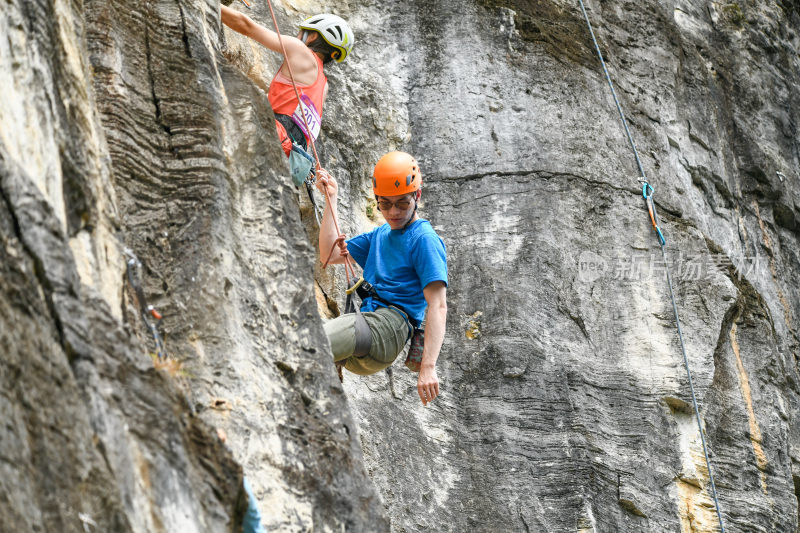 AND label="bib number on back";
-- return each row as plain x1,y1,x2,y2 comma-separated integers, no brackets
291,94,321,142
